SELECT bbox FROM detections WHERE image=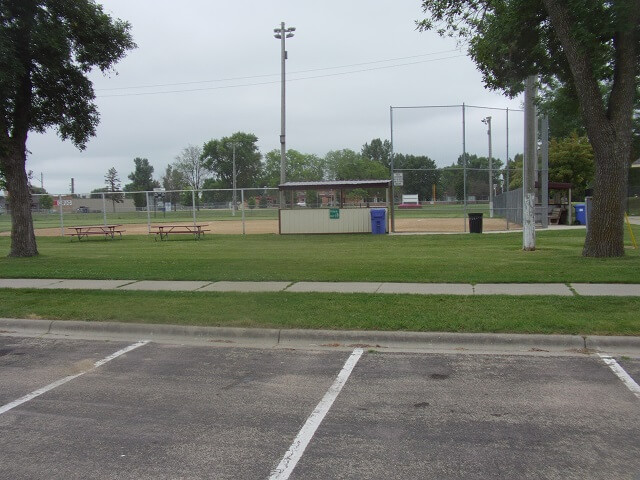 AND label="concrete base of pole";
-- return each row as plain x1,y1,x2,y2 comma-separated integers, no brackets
523,193,536,250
